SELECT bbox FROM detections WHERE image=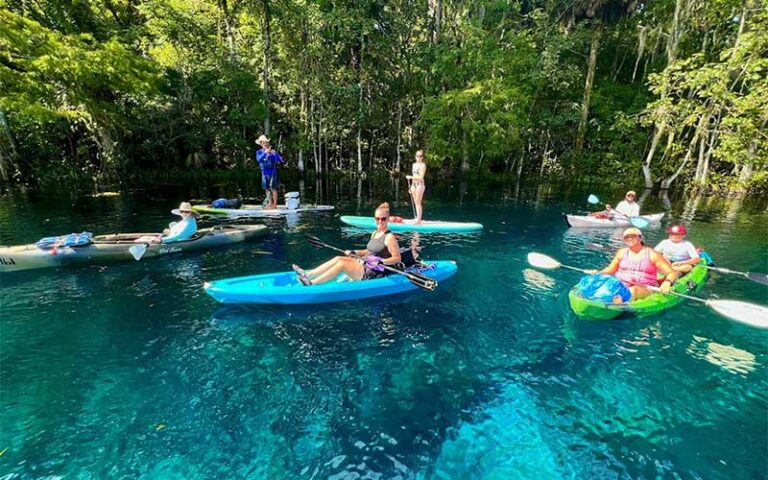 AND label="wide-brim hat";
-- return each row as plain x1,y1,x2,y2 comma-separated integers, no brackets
256,134,270,144
171,202,201,218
